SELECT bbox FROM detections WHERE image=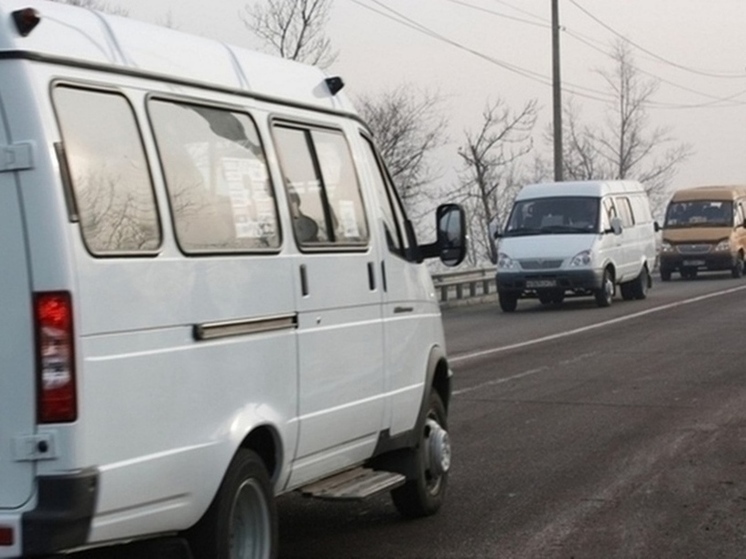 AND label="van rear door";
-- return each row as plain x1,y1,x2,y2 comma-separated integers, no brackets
0,110,36,508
